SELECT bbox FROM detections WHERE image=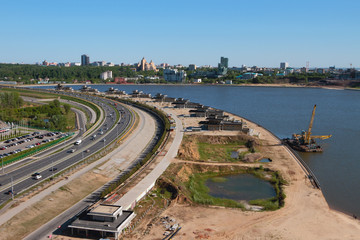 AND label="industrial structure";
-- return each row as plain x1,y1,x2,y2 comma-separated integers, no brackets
283,105,332,152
